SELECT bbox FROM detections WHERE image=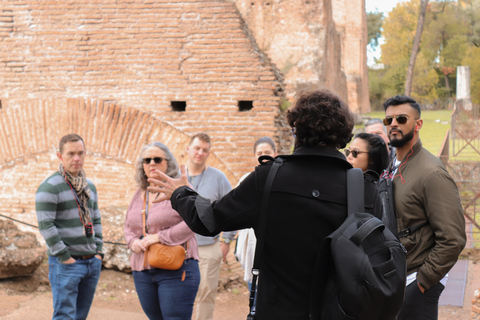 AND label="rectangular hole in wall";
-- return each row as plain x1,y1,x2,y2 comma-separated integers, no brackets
238,100,253,111
171,101,186,112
